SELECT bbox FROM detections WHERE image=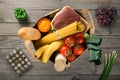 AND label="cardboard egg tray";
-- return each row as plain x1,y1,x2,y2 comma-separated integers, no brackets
6,47,32,75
